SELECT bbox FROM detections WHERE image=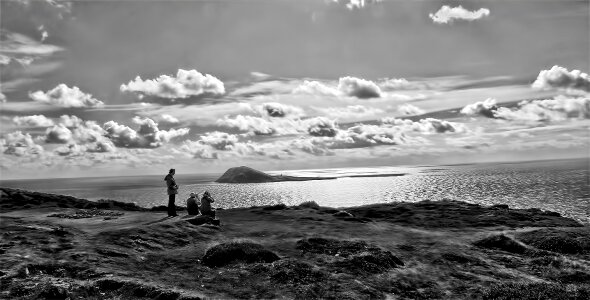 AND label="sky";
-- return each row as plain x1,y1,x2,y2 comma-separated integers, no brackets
0,0,589,179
